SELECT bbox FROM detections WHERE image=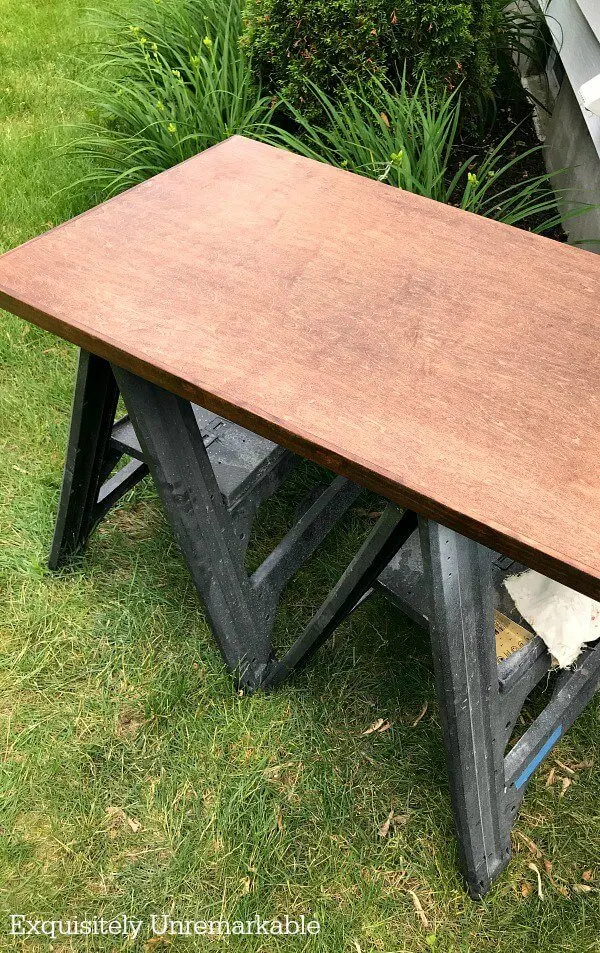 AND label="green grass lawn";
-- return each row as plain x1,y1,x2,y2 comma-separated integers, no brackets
0,2,599,951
